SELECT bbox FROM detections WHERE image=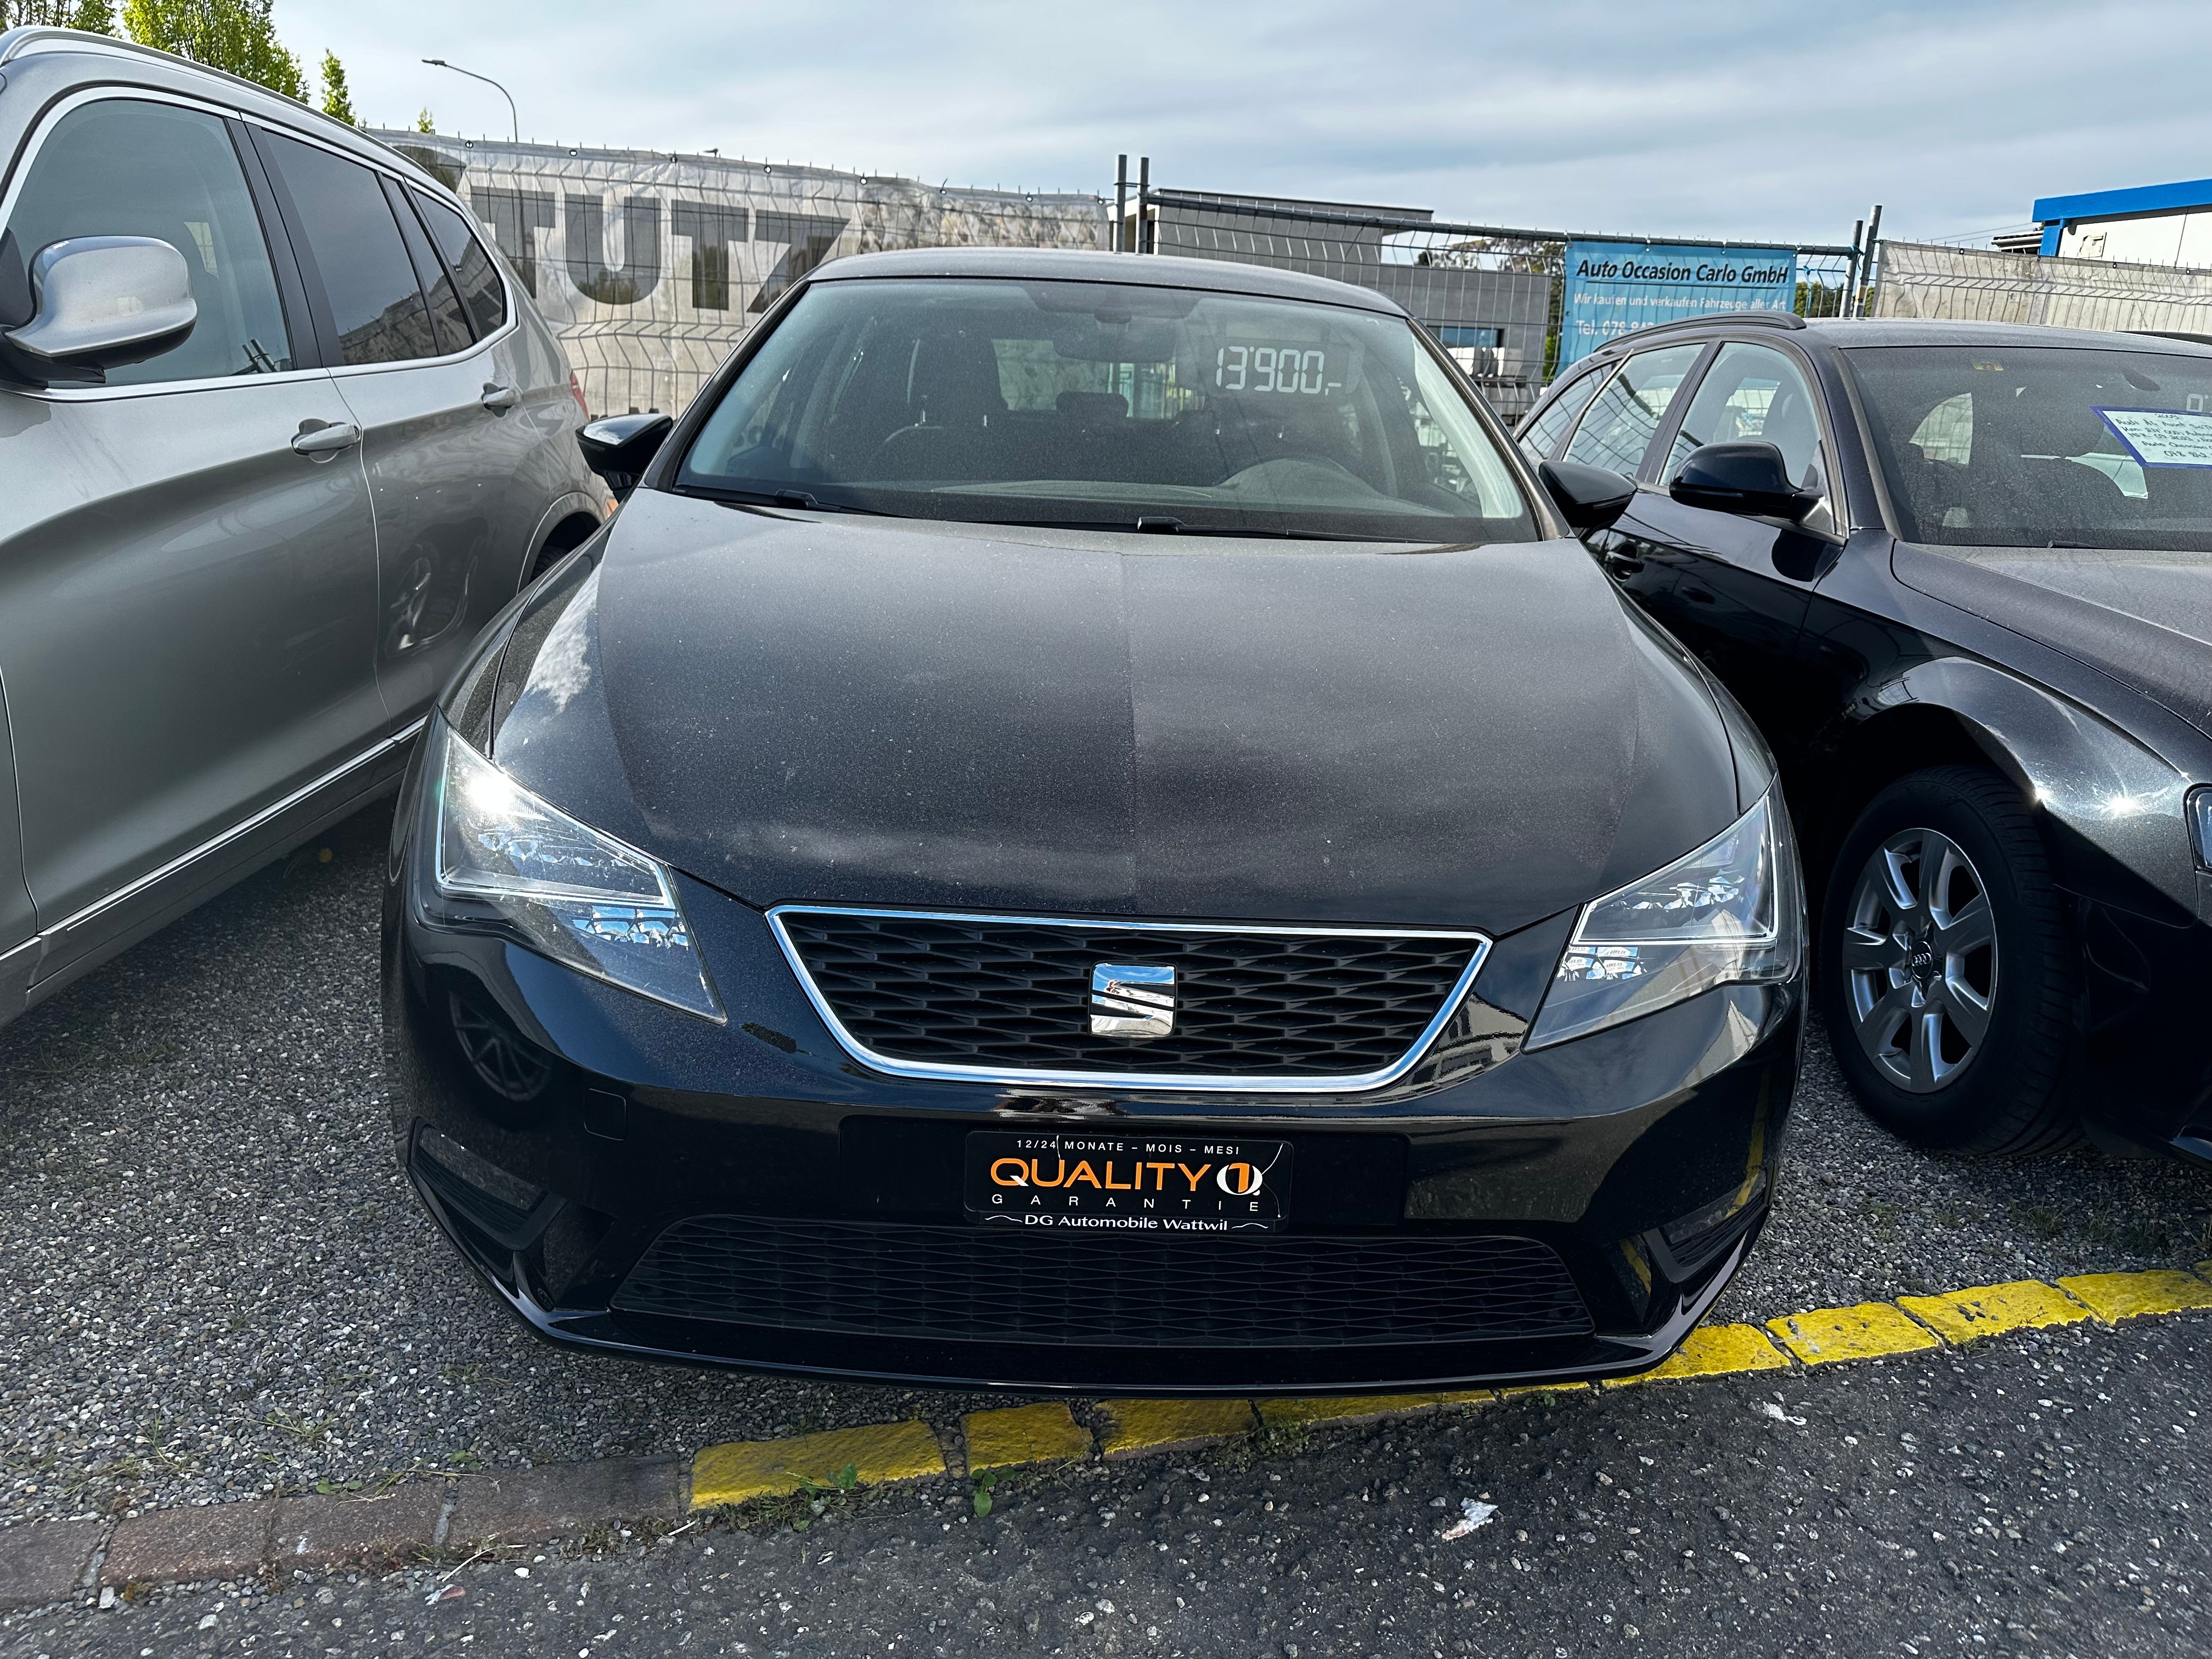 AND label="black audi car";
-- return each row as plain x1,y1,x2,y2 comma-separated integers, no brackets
1519,314,2212,1163
383,248,1804,1392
